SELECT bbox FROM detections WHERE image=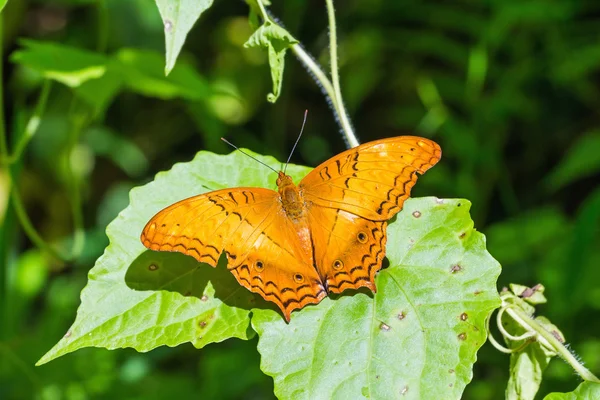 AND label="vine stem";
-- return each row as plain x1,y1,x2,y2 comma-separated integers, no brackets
504,305,600,383
324,0,358,147
490,293,600,383
255,0,358,147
